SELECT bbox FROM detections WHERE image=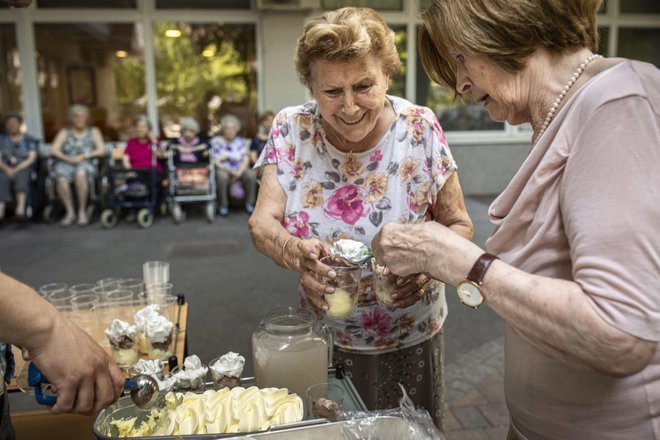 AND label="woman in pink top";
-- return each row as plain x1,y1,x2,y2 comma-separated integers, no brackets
122,115,166,173
373,0,659,439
